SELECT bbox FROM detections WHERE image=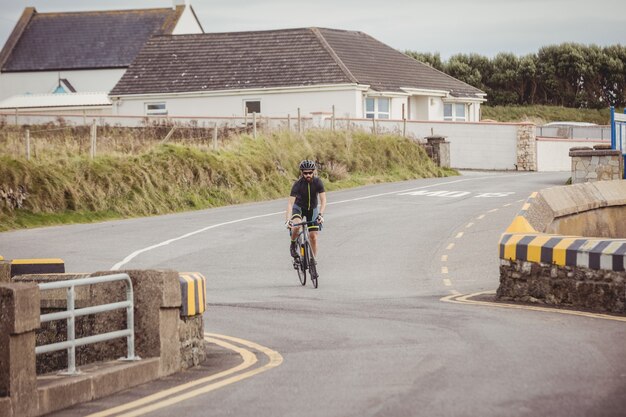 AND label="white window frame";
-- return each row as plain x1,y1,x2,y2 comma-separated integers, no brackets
145,102,167,116
364,97,391,119
443,102,467,121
